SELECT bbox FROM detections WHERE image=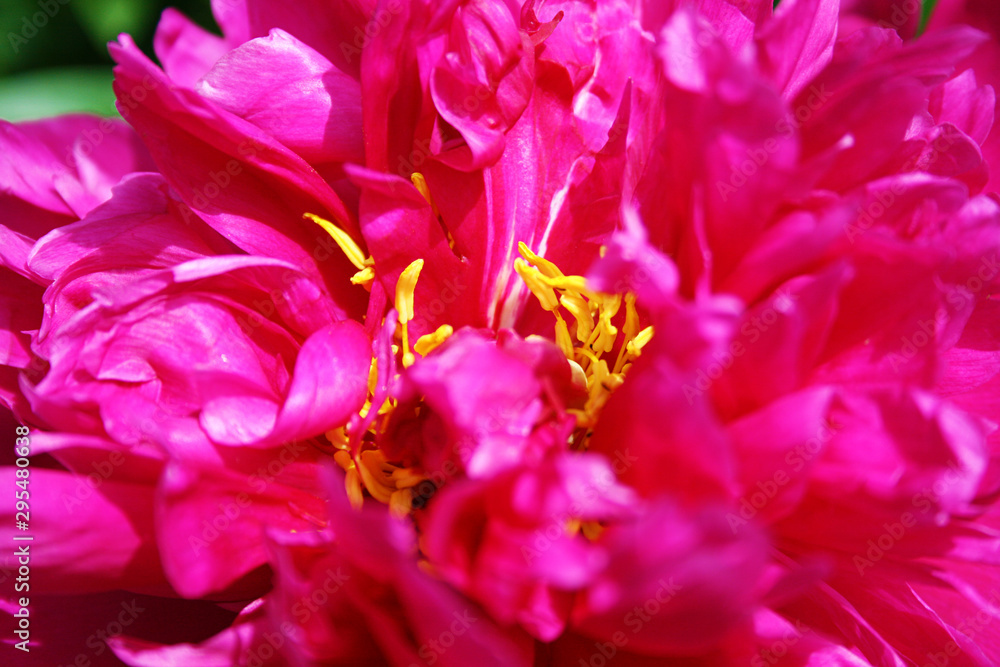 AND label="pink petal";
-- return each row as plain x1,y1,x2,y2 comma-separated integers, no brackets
198,29,363,164
154,8,230,88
